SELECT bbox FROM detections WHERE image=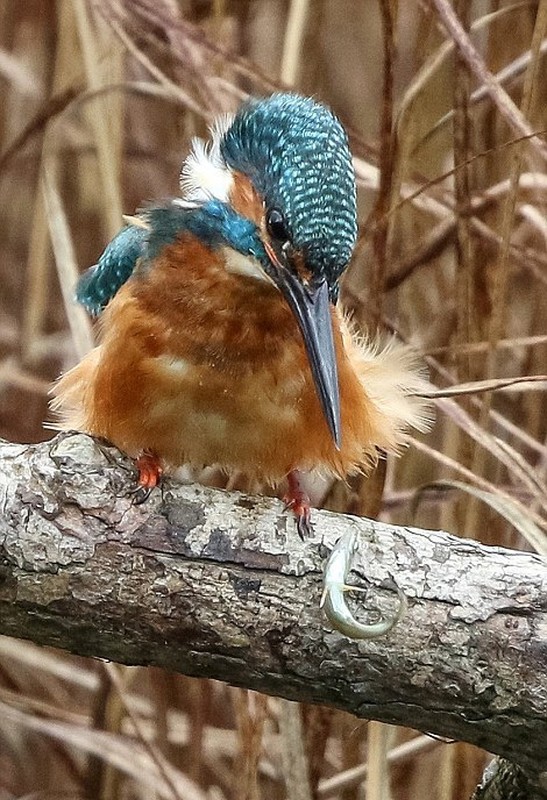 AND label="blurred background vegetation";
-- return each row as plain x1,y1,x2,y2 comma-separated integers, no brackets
1,1,546,798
